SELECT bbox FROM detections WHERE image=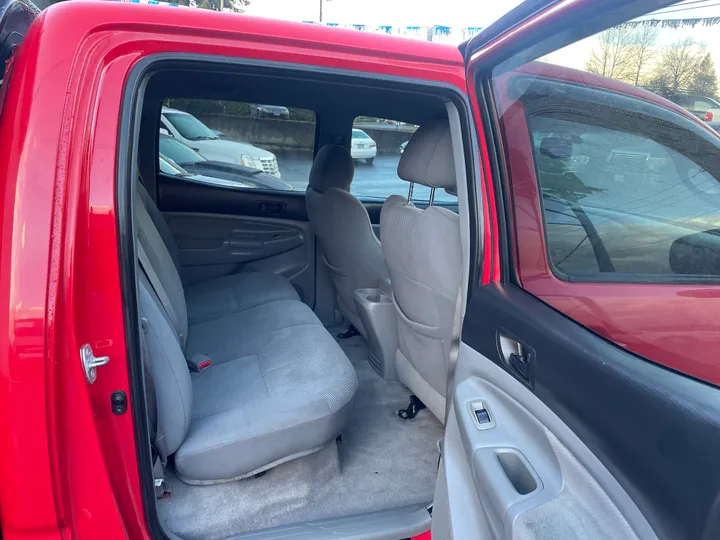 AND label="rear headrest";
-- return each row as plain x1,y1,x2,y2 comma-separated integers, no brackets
308,144,354,193
398,118,455,189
